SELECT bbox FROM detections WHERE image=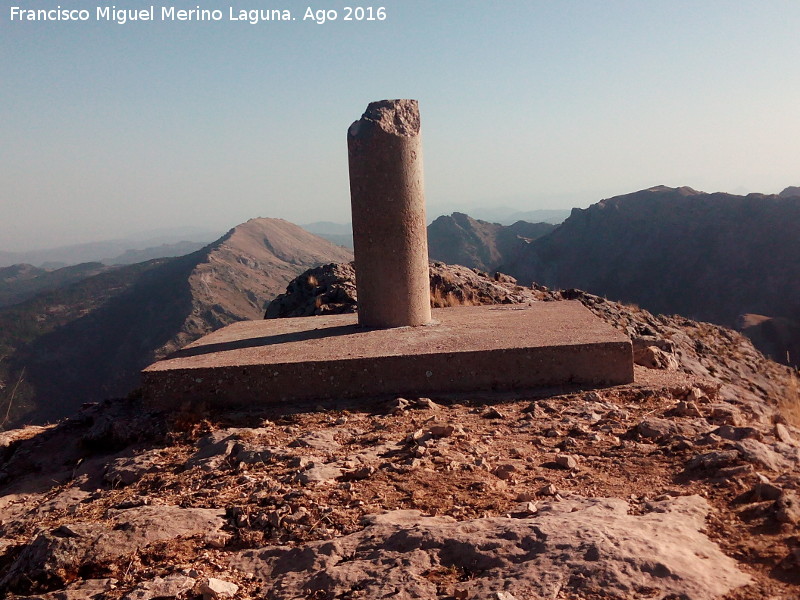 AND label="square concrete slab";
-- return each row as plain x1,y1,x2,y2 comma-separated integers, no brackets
142,301,633,408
